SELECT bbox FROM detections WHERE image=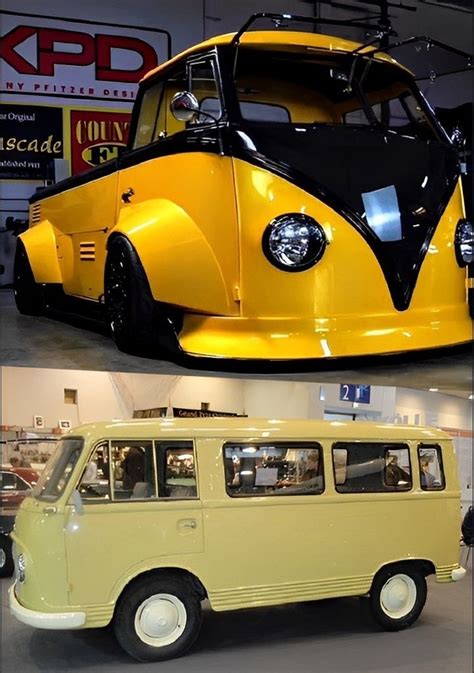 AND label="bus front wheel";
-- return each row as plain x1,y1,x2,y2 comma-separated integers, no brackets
113,573,203,662
104,236,181,357
369,565,427,631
